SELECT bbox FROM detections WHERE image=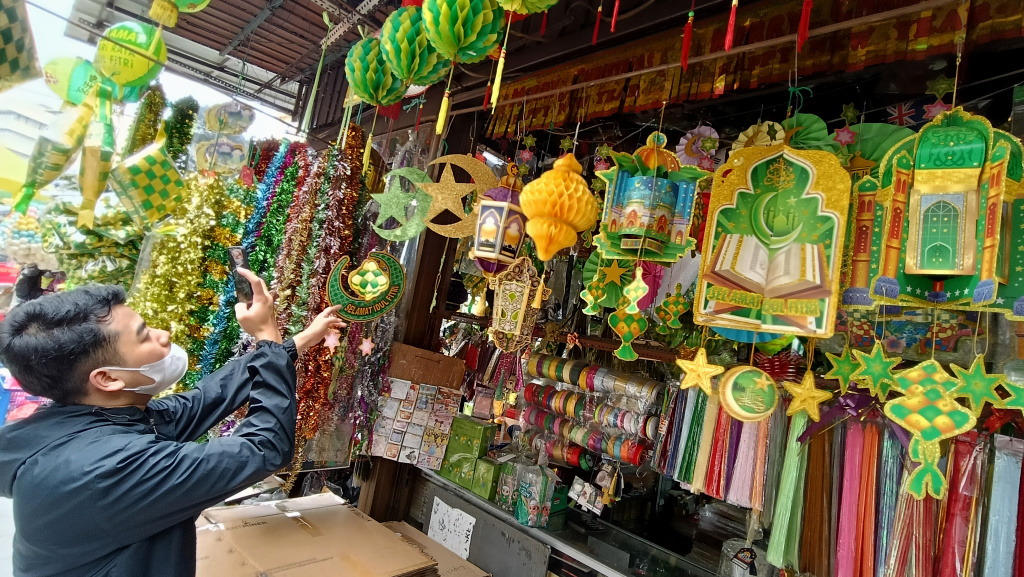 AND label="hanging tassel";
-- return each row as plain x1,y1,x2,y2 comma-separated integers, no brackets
593,3,602,45
797,0,813,52
436,69,454,136
415,102,424,133
681,11,694,71
491,18,512,110
363,112,378,175
724,0,738,52
540,11,548,36
610,0,621,32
